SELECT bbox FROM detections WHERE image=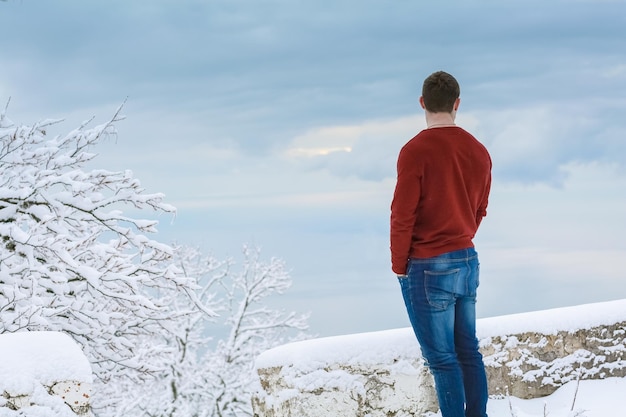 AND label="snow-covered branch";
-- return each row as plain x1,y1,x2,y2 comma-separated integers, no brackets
112,244,310,417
